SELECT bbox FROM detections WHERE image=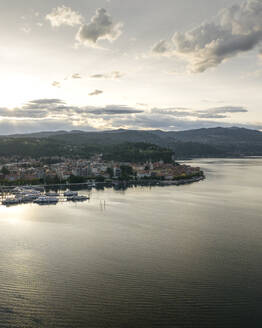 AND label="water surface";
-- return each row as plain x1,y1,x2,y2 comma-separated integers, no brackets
1,158,262,327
